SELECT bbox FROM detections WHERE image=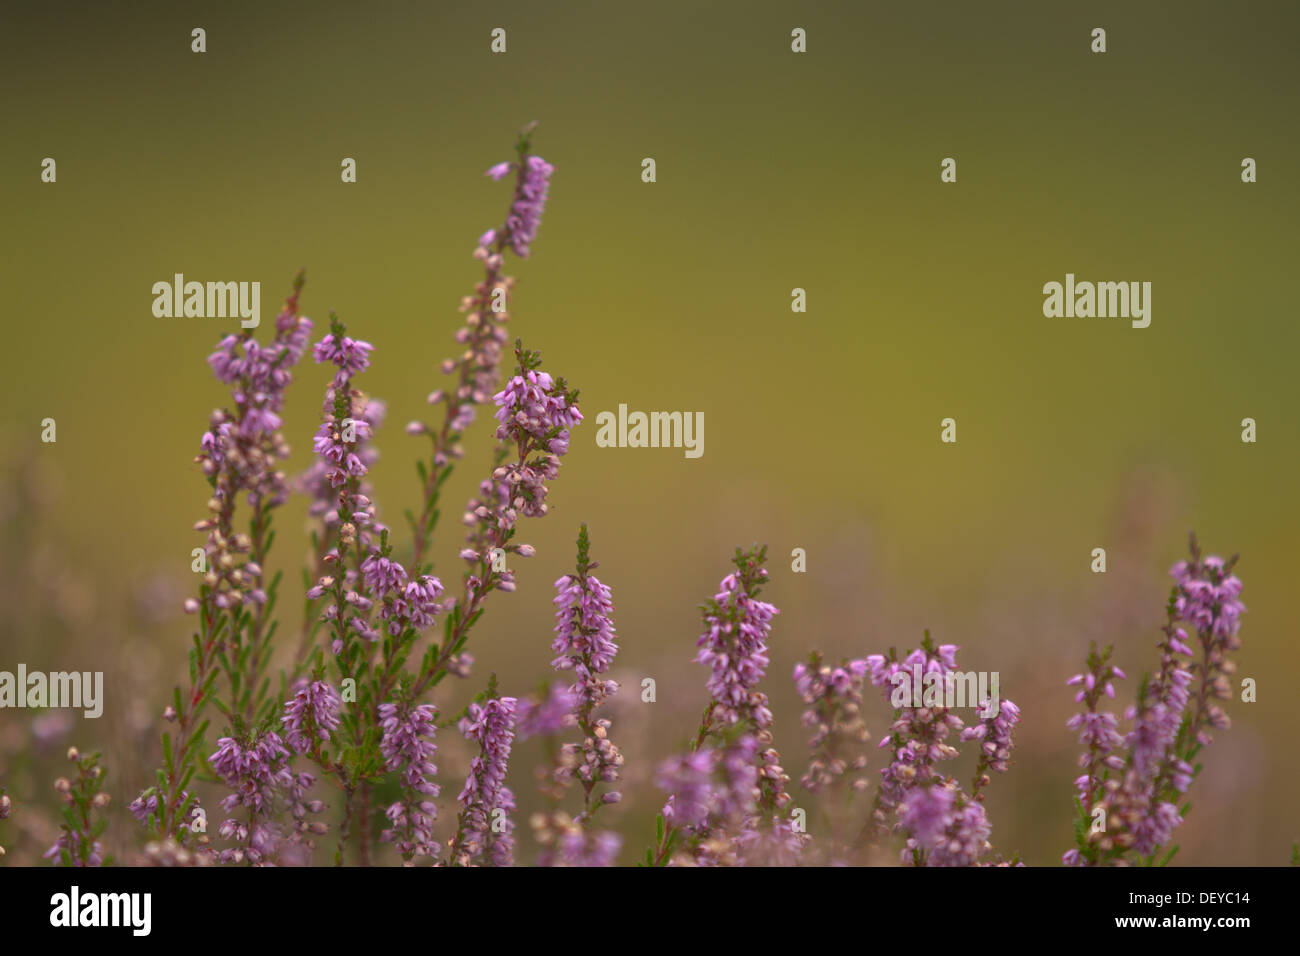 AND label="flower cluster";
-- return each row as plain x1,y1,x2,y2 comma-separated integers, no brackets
859,637,1019,867
863,640,967,831
359,552,445,637
208,731,295,864
282,679,343,755
459,341,581,605
656,734,804,867
454,695,518,866
962,698,1021,792
653,548,805,867
378,701,441,861
793,654,872,794
552,572,619,711
1063,535,1246,866
484,152,555,259
515,682,579,739
313,330,373,384
531,813,622,868
300,390,385,531
695,553,779,728
547,526,623,811
484,360,584,525
657,749,718,831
